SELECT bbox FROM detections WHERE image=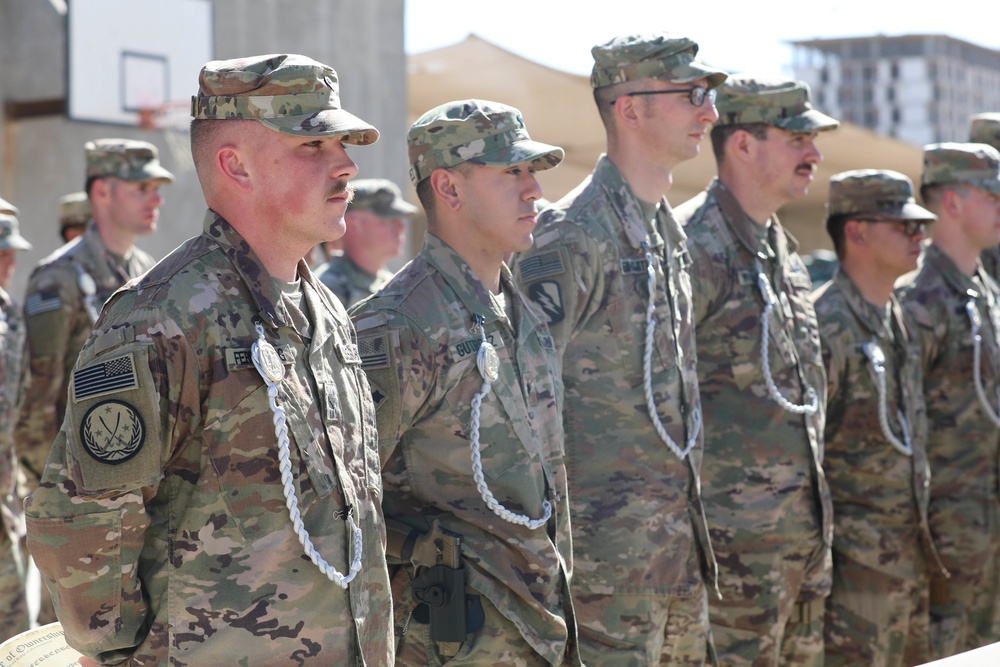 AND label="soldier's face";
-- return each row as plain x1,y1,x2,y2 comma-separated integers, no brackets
863,217,927,277
456,162,543,256
248,128,359,250
957,186,1000,251
634,77,719,165
0,249,15,289
106,178,165,237
752,128,823,203
345,209,406,265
